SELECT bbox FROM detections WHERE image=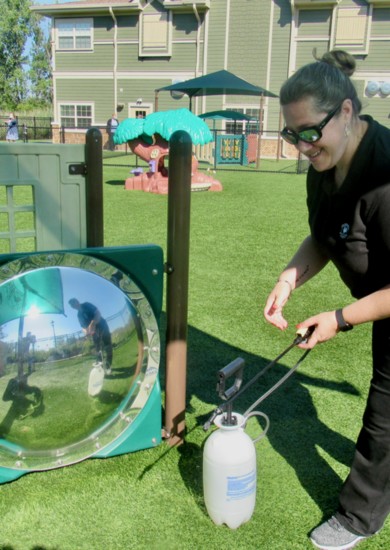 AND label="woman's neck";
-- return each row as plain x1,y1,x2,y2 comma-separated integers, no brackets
335,118,368,186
